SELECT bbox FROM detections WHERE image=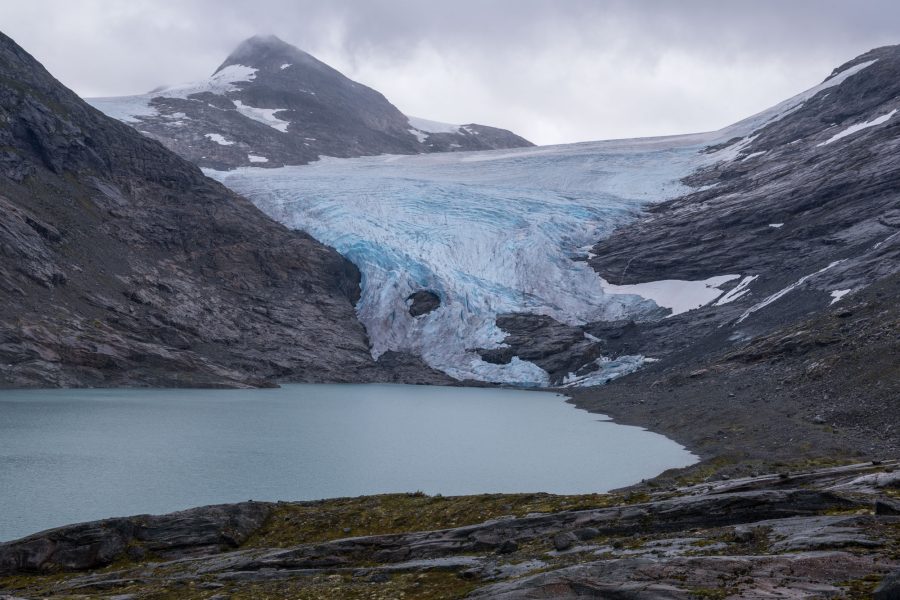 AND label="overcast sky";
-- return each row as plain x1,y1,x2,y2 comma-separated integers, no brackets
2,1,897,145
